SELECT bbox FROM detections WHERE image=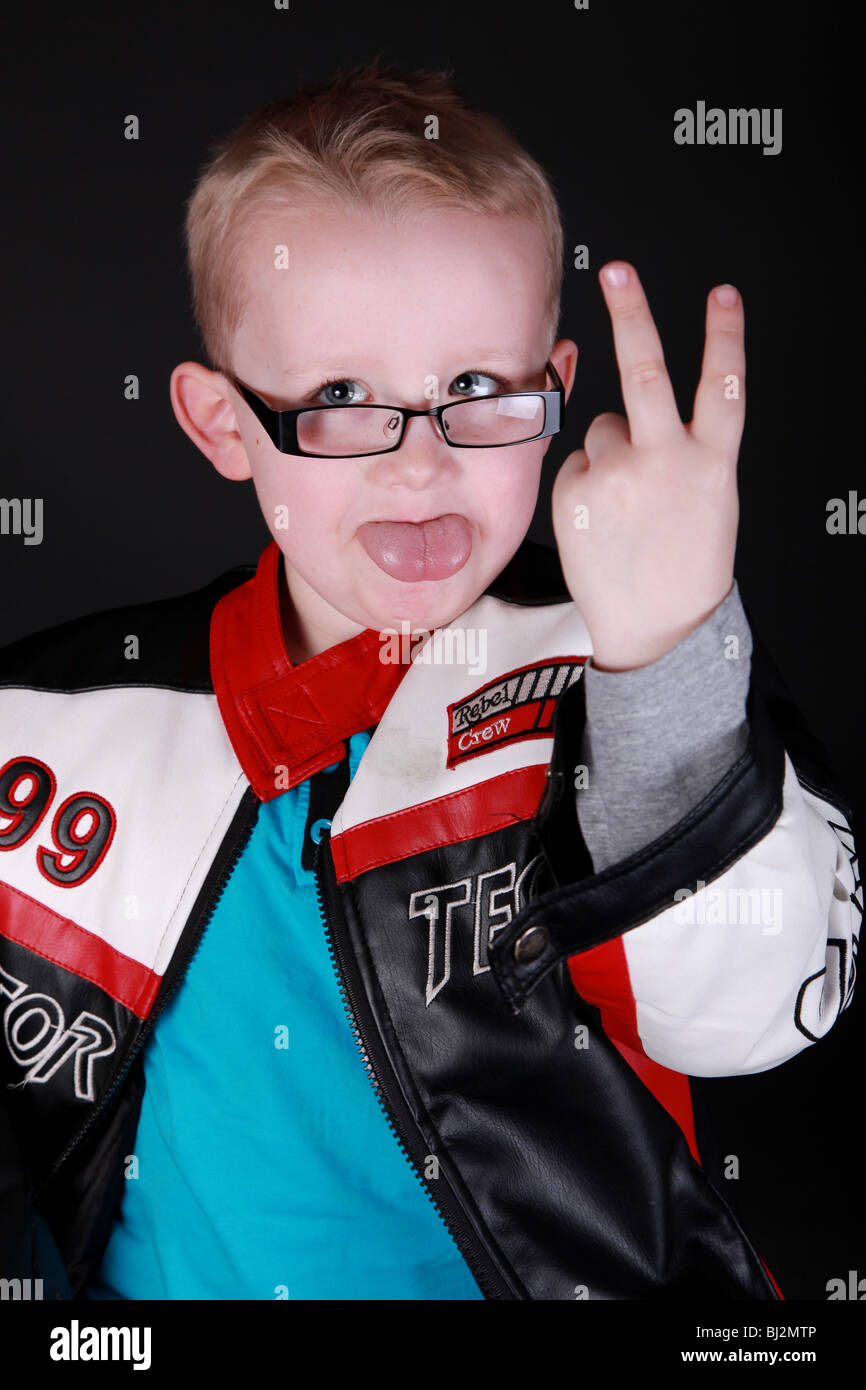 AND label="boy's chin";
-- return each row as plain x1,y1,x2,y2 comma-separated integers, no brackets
359,570,488,634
